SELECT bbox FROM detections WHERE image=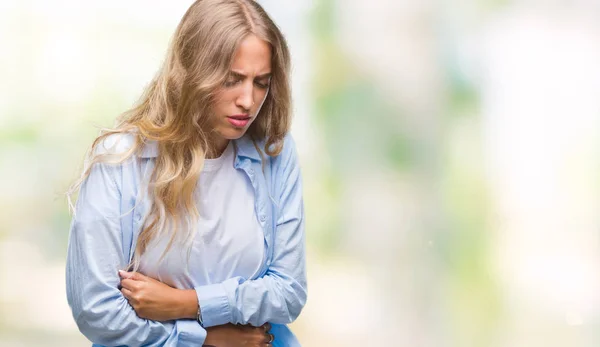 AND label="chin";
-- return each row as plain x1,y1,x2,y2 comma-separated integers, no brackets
220,128,249,140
